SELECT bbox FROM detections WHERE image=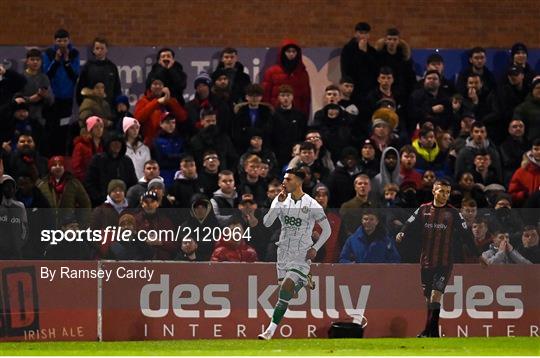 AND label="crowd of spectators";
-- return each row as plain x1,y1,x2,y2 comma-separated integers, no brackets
0,25,538,264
